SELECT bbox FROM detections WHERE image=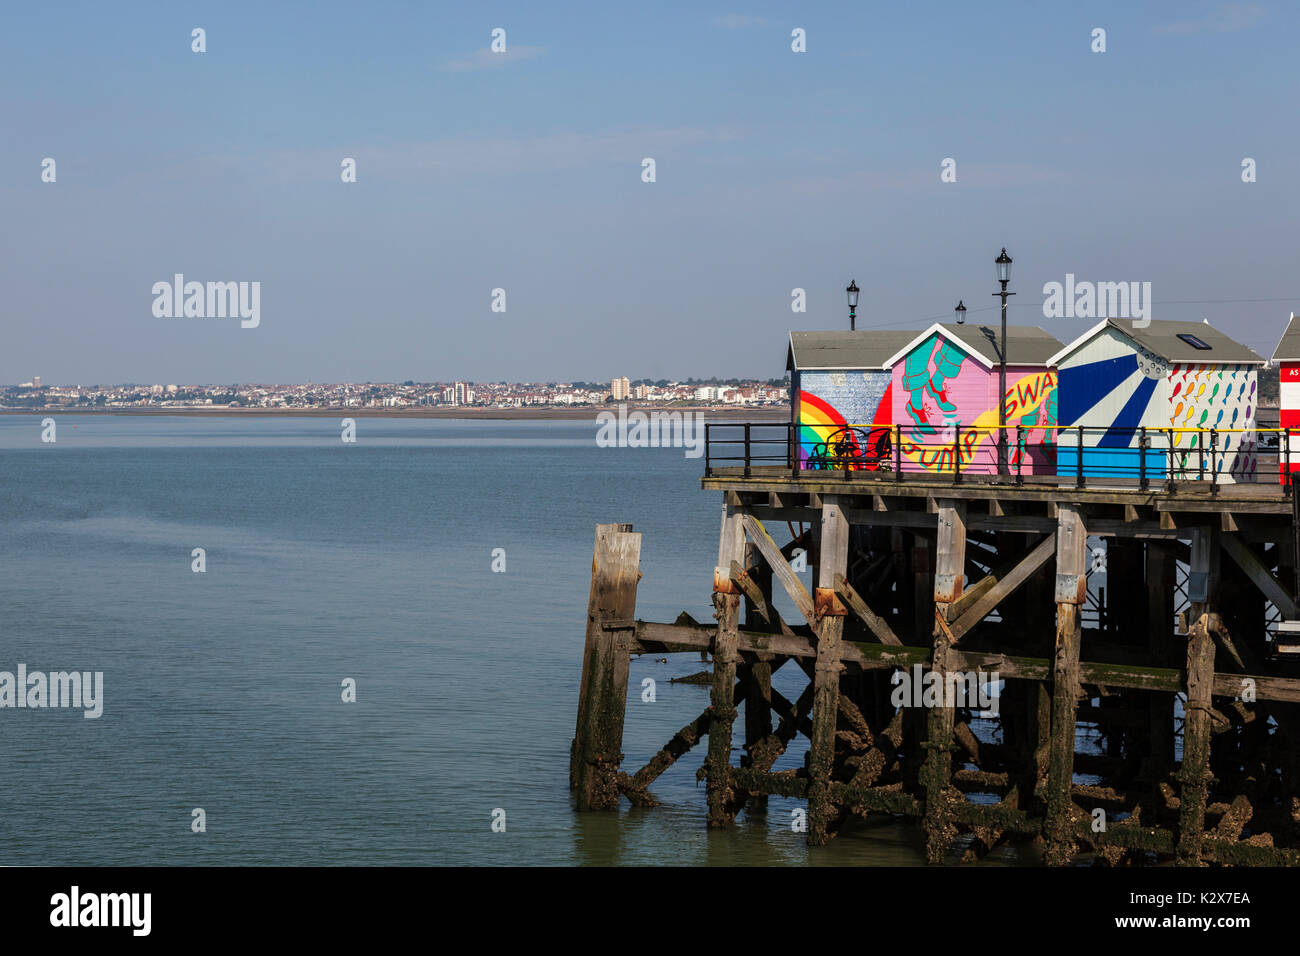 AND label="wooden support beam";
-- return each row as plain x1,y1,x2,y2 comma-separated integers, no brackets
808,496,850,845
622,692,737,805
768,684,816,753
740,513,816,623
944,572,997,623
631,620,806,659
729,559,797,638
1220,532,1299,619
1177,525,1219,865
922,499,966,863
706,502,747,827
1045,504,1086,864
1157,499,1282,514
572,523,642,811
833,572,902,645
948,533,1057,642
630,619,1300,704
